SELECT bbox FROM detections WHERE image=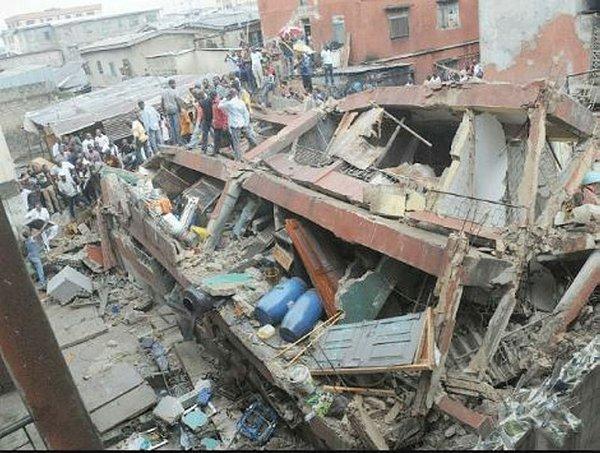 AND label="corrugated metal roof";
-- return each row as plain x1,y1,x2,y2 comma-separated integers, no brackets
189,9,260,28
23,75,199,136
308,312,426,371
